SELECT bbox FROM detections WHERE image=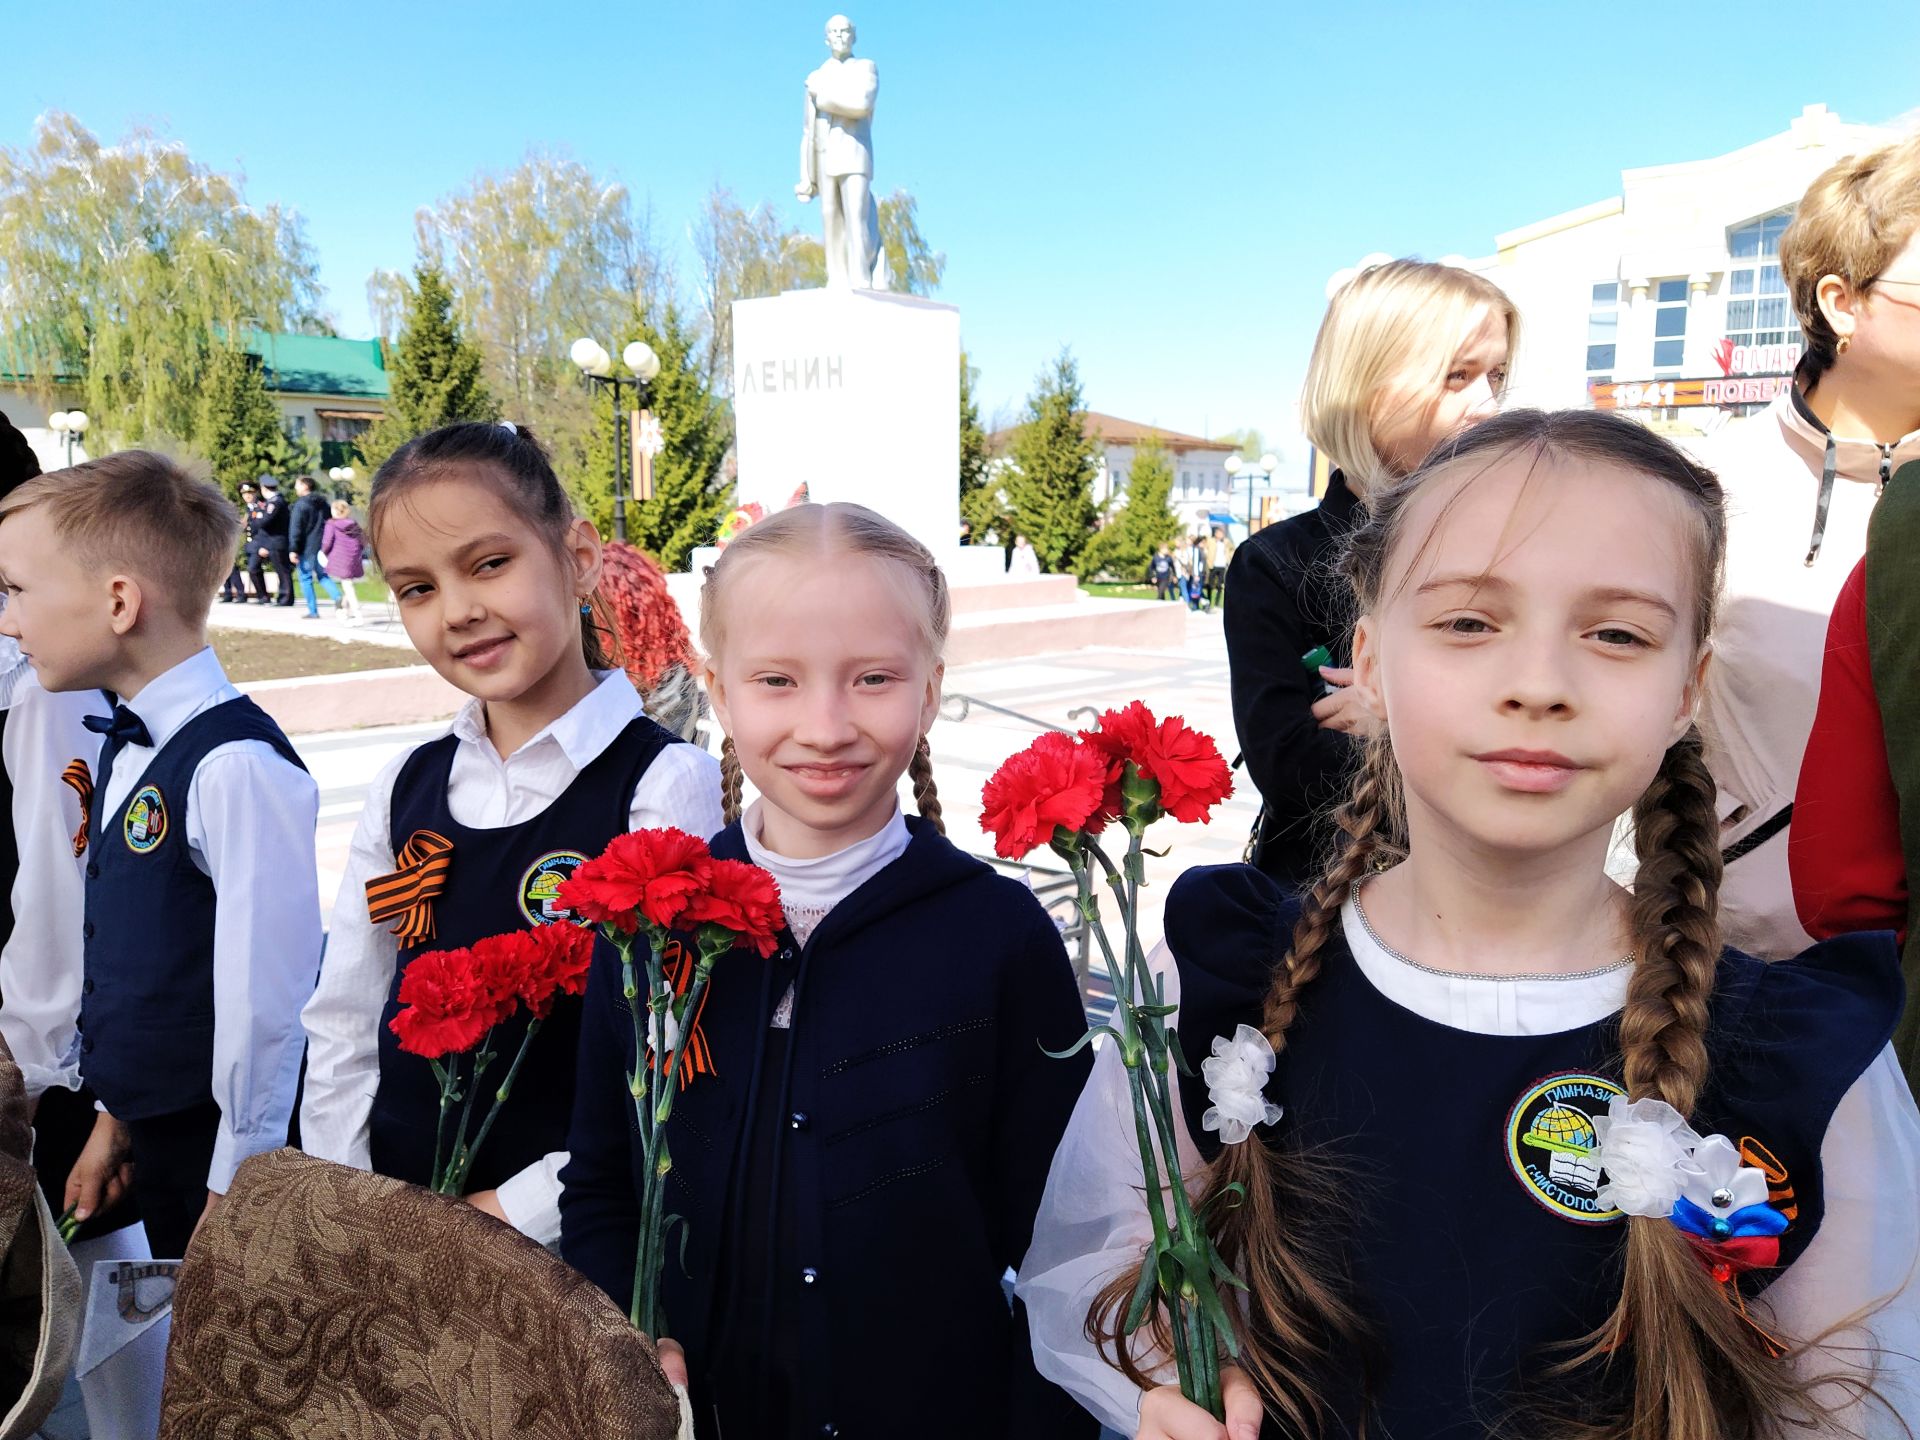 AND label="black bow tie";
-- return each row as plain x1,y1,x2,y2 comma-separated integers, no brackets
83,705,153,750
